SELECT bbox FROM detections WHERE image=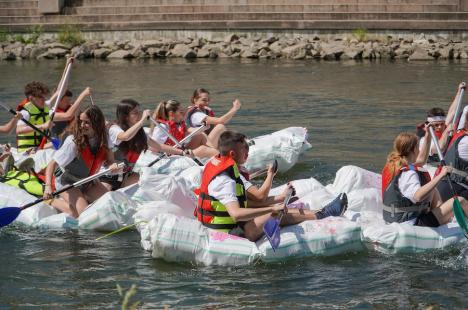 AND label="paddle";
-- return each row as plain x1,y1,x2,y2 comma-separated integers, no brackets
0,102,61,150
39,58,74,149
428,126,468,238
448,85,465,143
263,186,294,251
249,160,278,179
0,162,125,228
148,119,205,167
